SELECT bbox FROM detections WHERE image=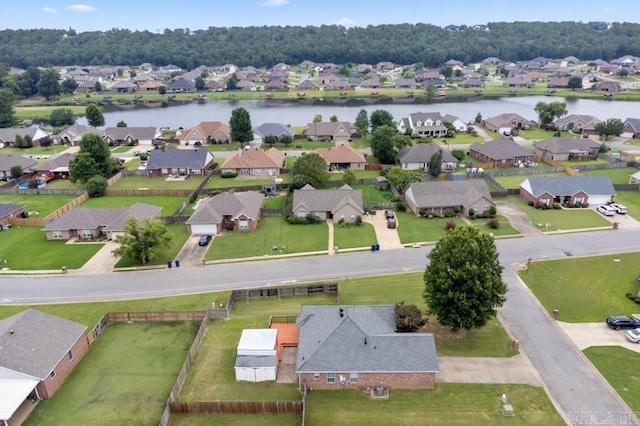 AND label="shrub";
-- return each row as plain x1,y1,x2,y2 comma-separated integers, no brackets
552,203,562,209
453,206,461,215
445,220,456,230
581,202,589,208
396,201,407,212
427,214,434,219
286,214,322,225
527,201,534,207
355,215,363,226
487,218,500,229
220,171,238,178
295,143,304,149
488,205,497,217
418,208,427,217
468,207,475,218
